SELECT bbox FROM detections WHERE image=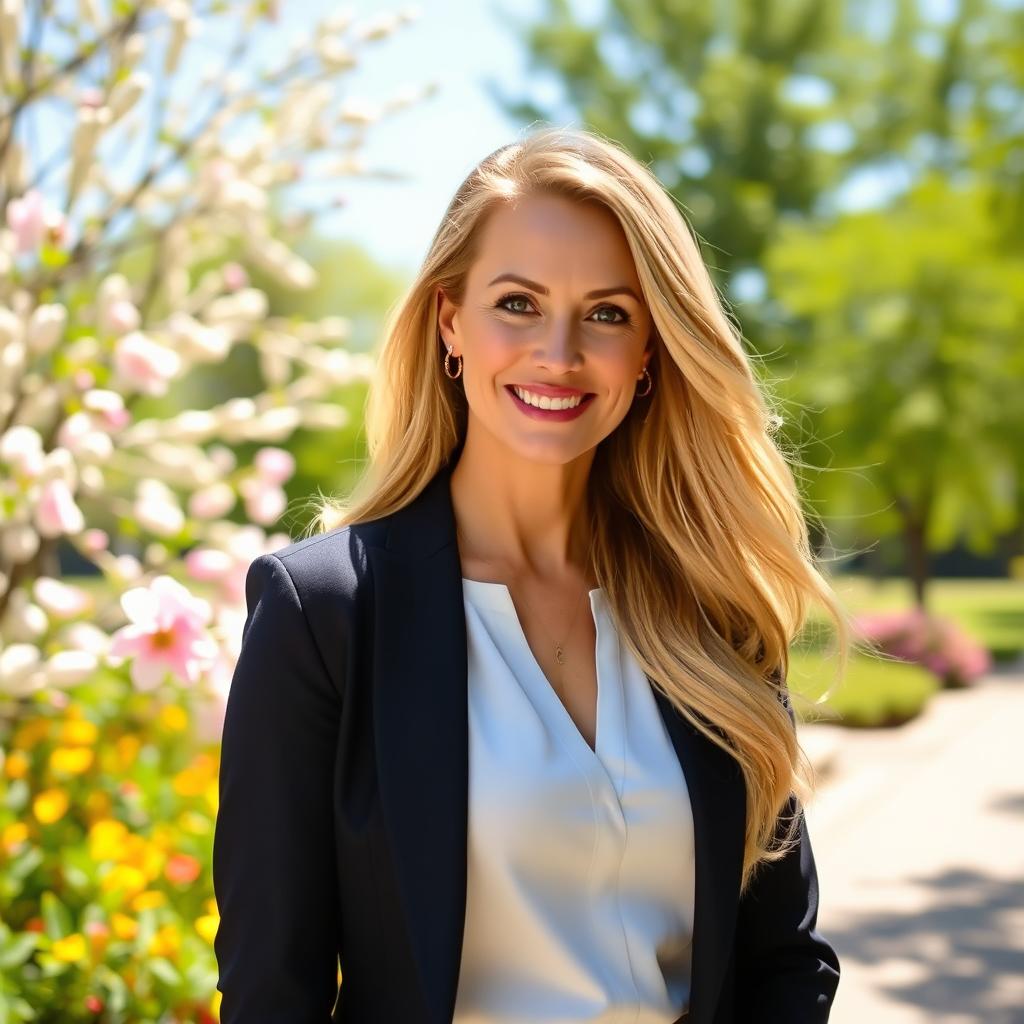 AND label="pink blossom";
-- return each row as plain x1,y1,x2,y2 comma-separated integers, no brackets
81,528,109,554
188,482,236,519
113,331,181,396
184,546,234,581
103,298,141,335
253,446,295,484
107,575,218,691
7,190,46,253
36,478,85,538
243,483,287,525
222,262,248,290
